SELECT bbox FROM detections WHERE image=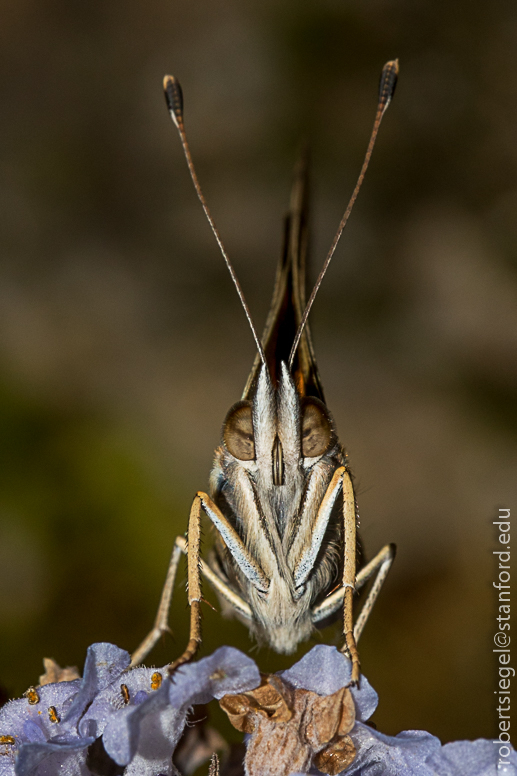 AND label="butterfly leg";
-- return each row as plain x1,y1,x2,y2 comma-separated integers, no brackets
353,542,396,643
341,469,360,685
295,466,359,682
130,537,184,667
168,490,266,673
168,493,205,672
131,491,257,669
130,494,203,670
310,480,395,684
169,491,269,673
